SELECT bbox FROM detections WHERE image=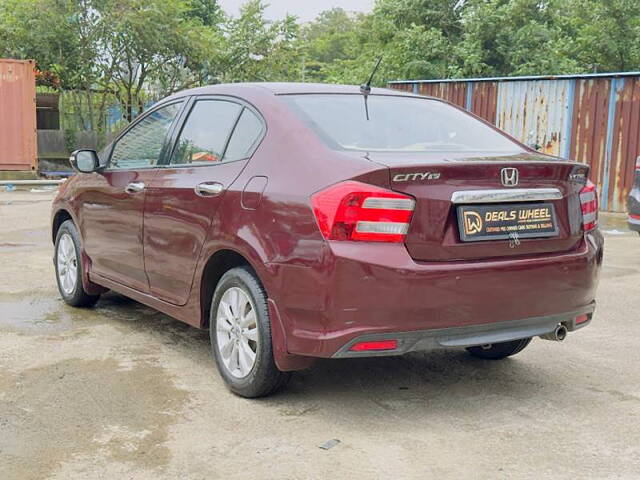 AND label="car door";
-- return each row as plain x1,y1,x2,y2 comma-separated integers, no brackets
143,96,266,305
79,101,184,292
